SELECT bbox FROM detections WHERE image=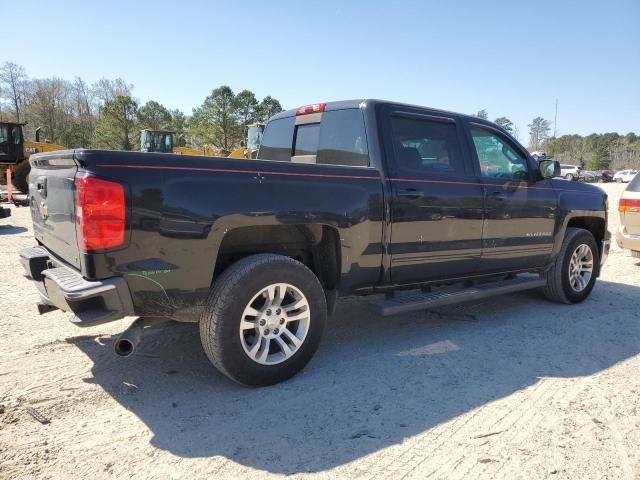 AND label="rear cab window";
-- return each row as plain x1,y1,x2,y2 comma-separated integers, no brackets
258,116,295,161
258,108,370,167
